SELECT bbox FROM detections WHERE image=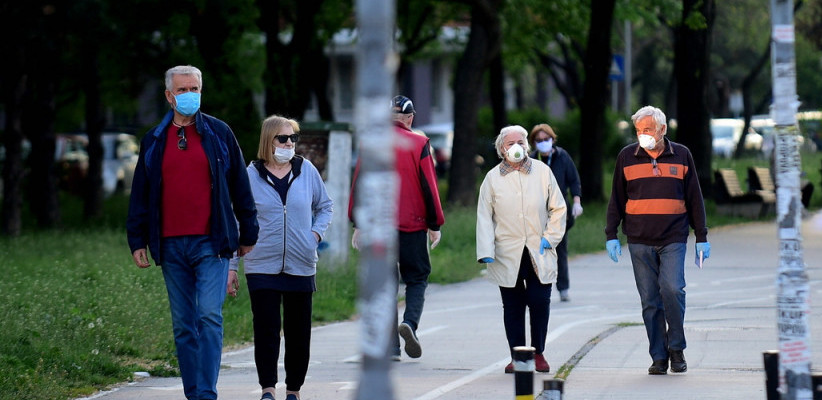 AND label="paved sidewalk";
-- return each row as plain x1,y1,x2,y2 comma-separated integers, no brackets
81,213,822,400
